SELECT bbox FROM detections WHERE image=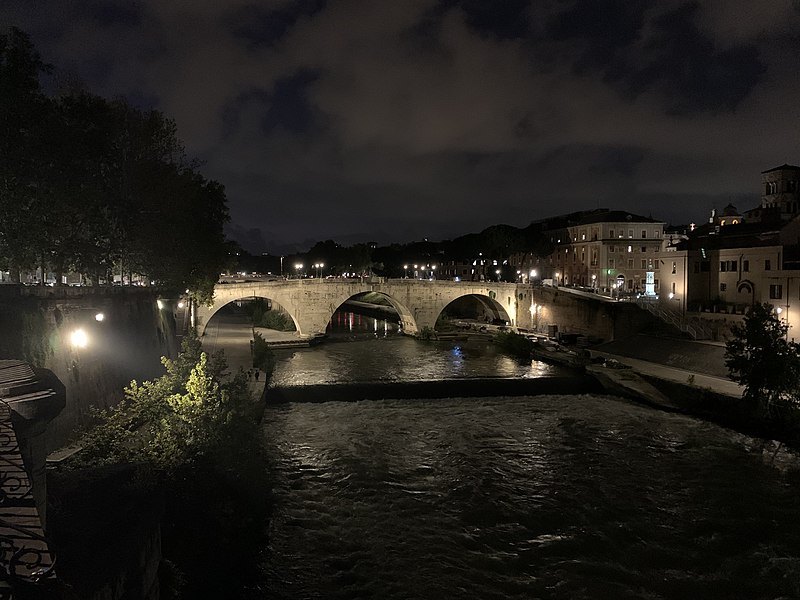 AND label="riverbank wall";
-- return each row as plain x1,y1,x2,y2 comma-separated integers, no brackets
0,286,178,451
